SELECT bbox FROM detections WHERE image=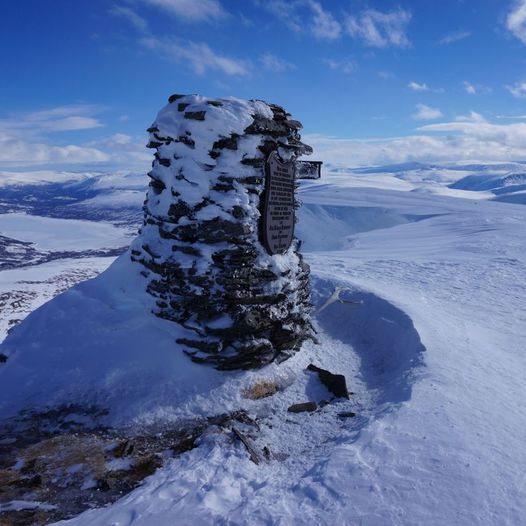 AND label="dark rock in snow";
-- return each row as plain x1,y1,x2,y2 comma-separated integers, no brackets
168,93,185,103
288,402,318,413
307,363,349,399
184,110,206,121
